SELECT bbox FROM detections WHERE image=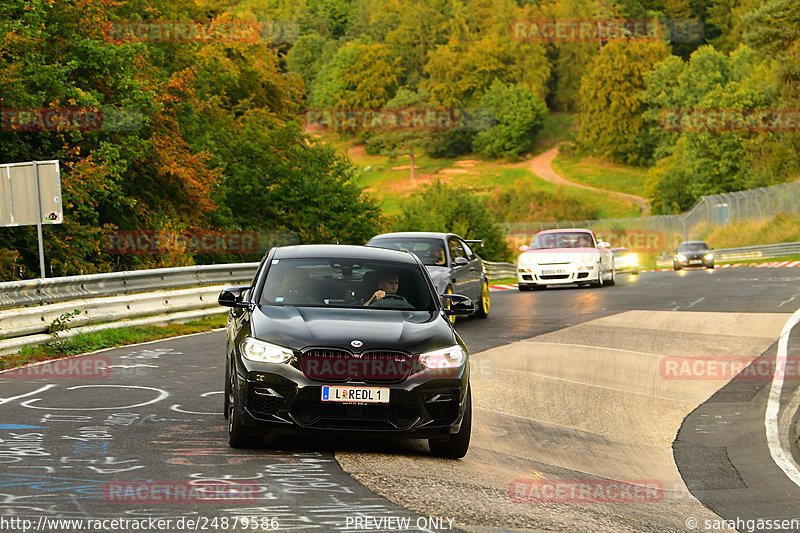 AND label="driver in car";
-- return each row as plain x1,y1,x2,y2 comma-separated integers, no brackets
364,273,400,306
